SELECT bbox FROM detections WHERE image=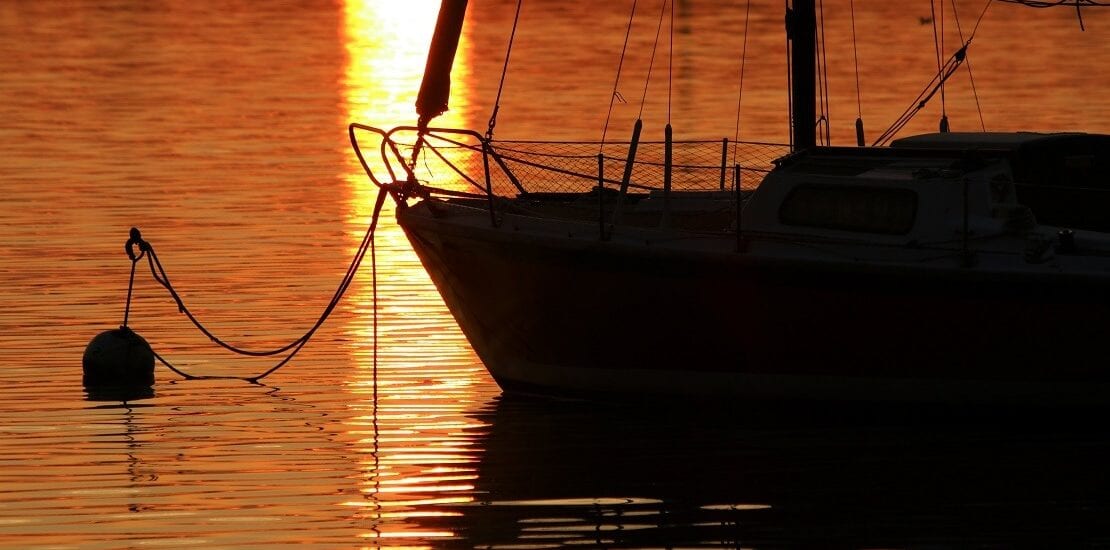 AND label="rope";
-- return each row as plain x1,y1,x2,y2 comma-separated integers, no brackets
849,0,866,146
731,0,753,165
121,187,389,383
872,40,970,146
950,0,987,131
930,0,949,130
637,0,669,120
972,0,994,37
122,251,140,328
873,0,1002,144
817,0,831,146
600,0,639,151
1004,0,1105,27
784,0,793,151
997,0,1106,8
486,0,523,140
849,0,862,120
668,0,673,125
